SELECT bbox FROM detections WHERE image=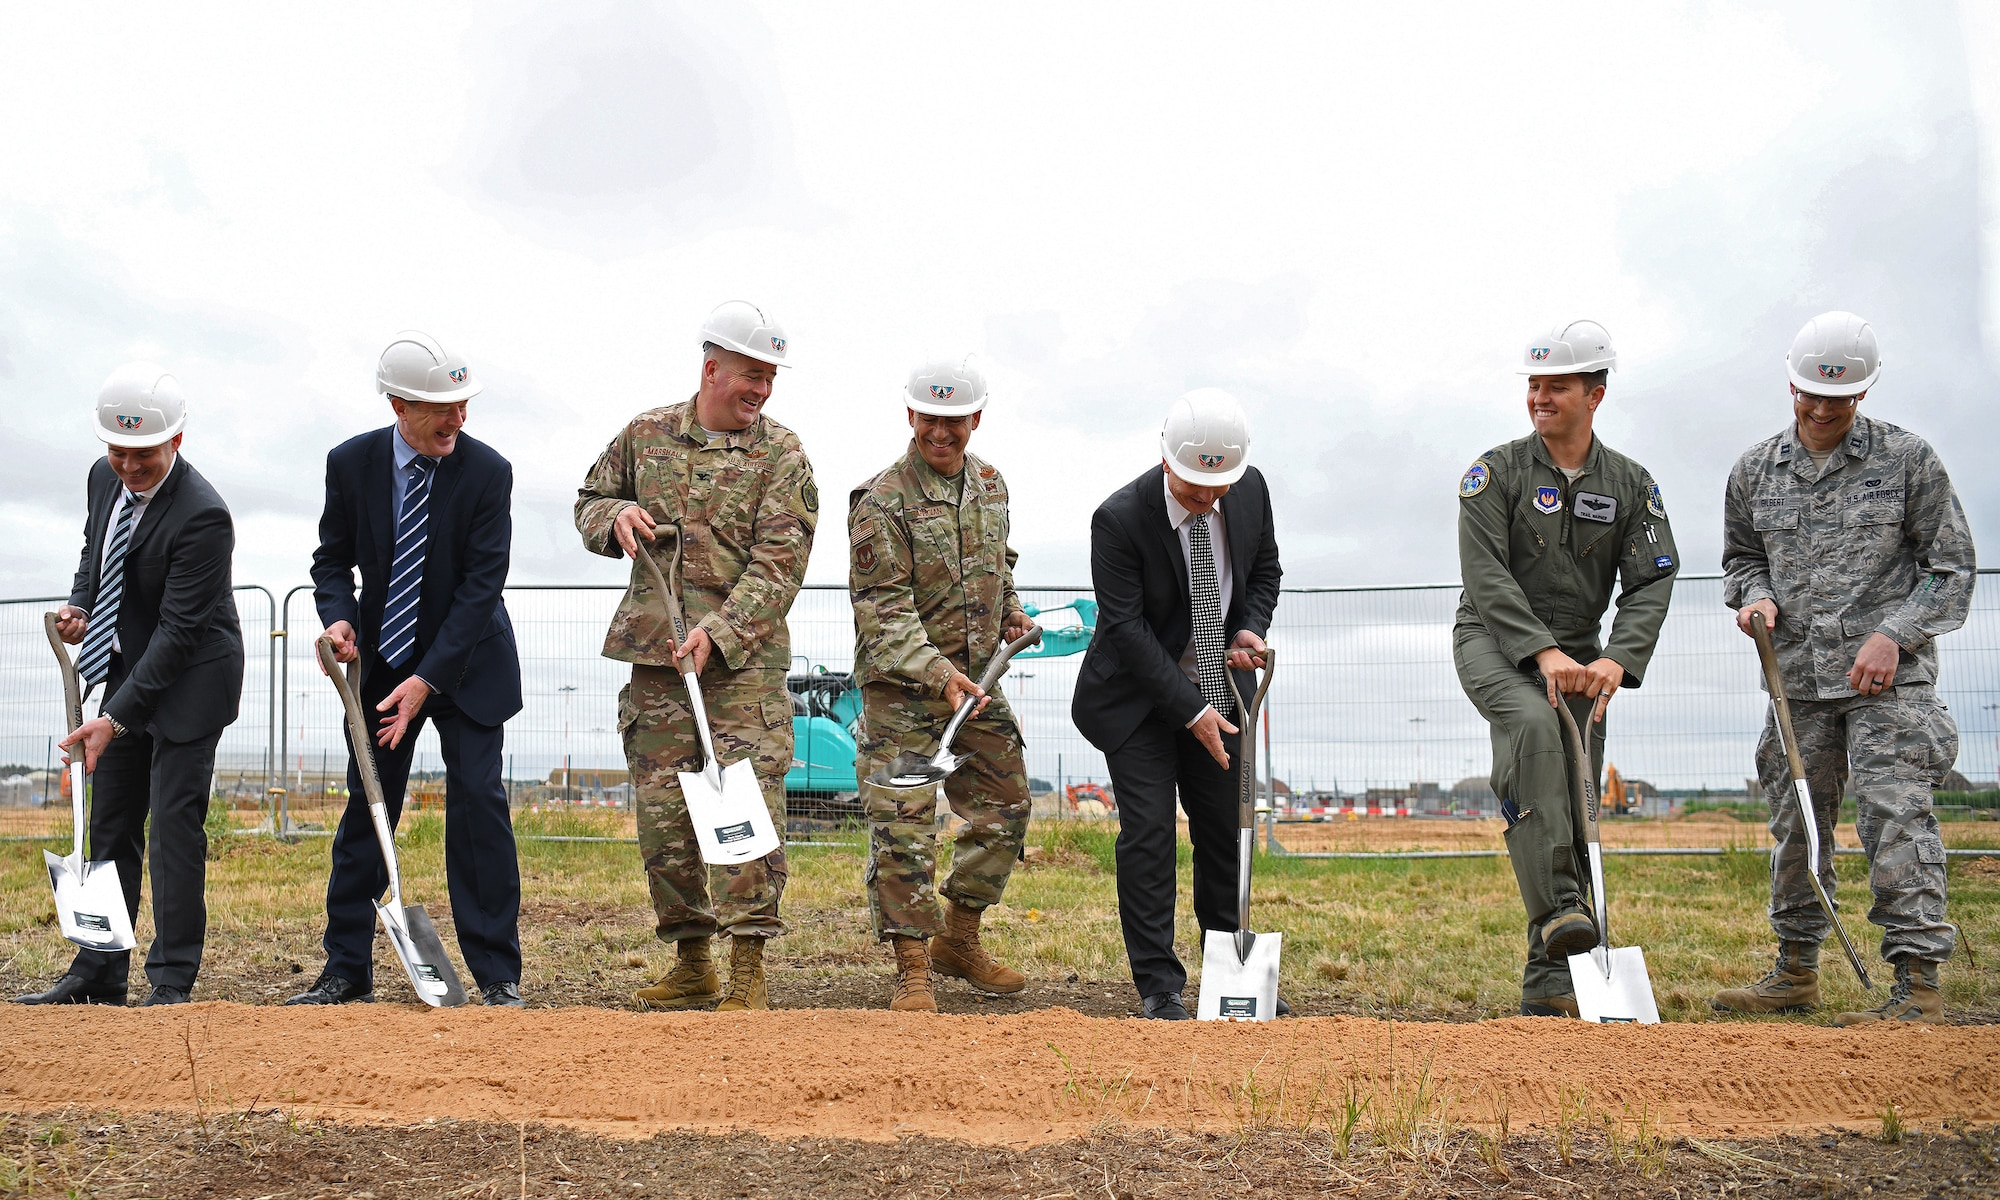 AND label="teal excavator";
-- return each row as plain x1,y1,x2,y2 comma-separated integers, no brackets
785,600,1096,808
